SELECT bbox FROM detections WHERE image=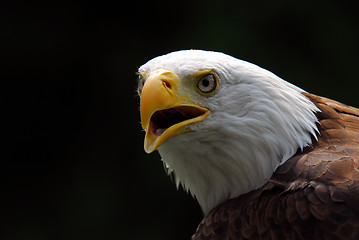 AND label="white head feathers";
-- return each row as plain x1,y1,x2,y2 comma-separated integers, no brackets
139,50,319,214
